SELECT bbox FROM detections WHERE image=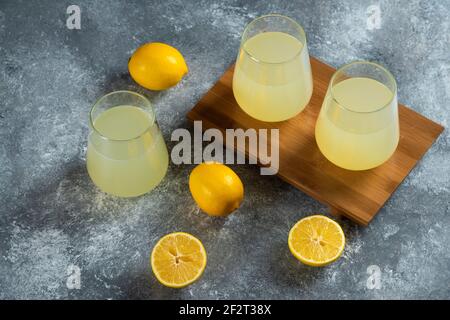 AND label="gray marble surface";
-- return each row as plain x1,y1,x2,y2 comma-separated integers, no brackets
0,0,449,299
